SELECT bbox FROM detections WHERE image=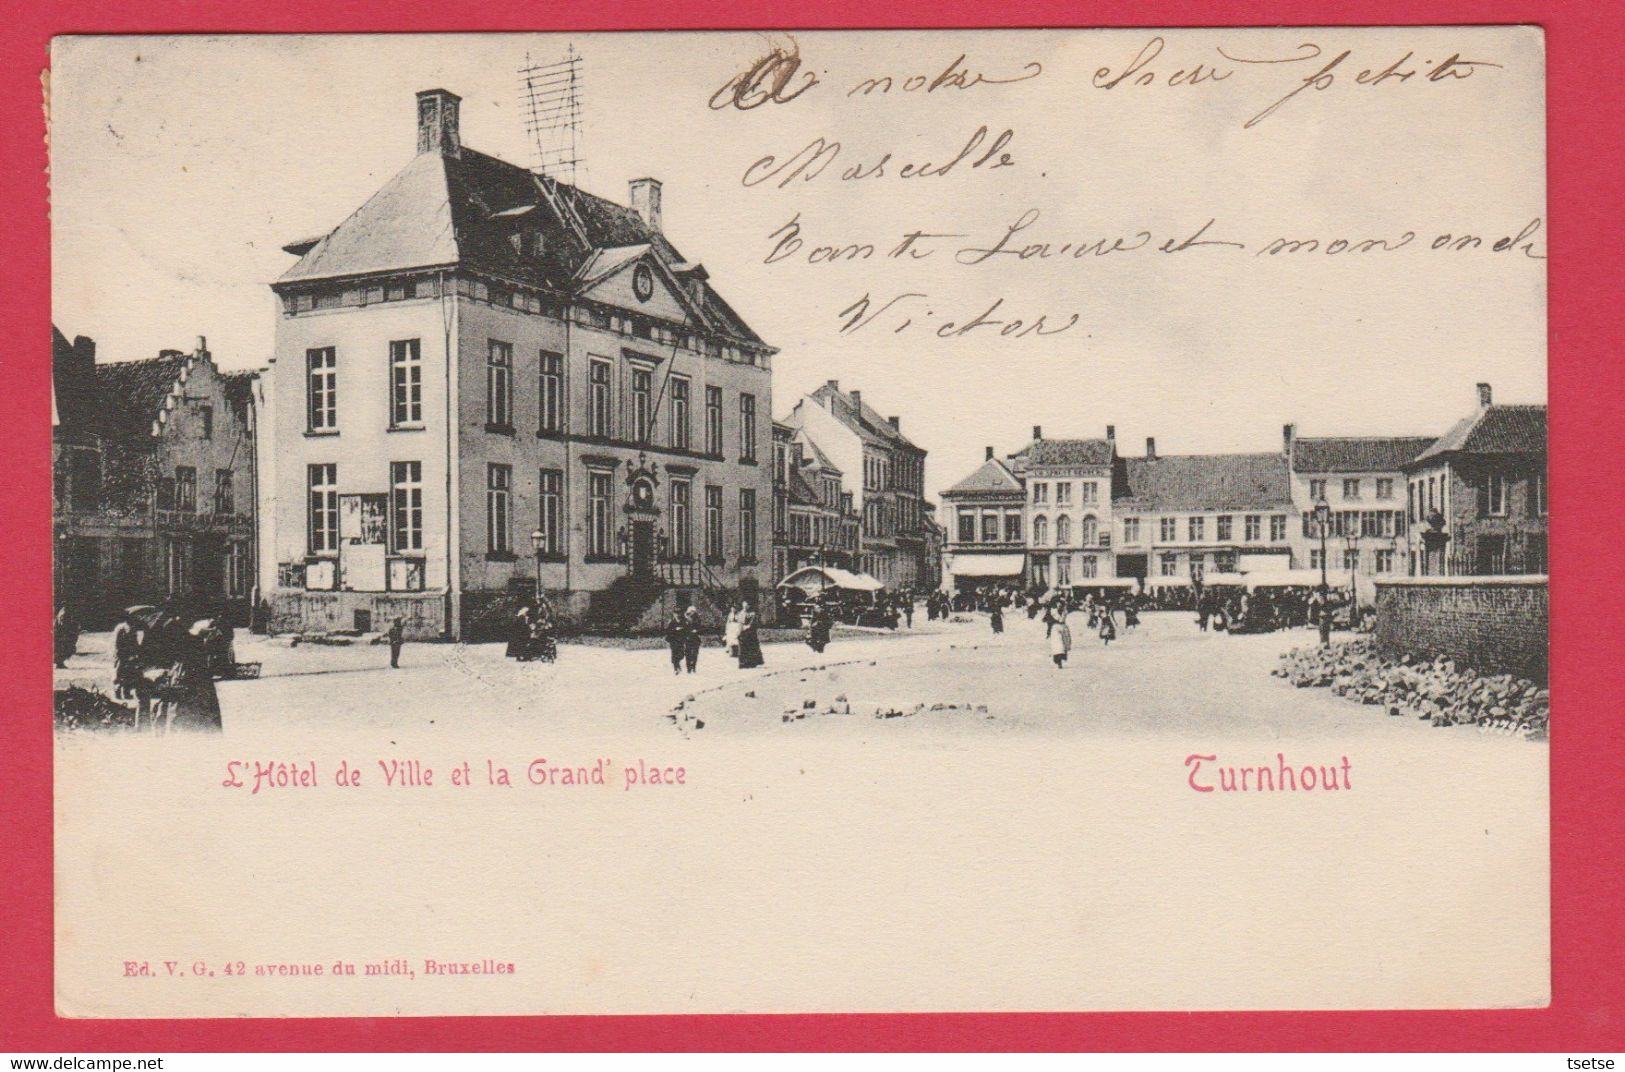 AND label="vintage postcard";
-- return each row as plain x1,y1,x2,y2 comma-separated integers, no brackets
49,28,1547,1017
